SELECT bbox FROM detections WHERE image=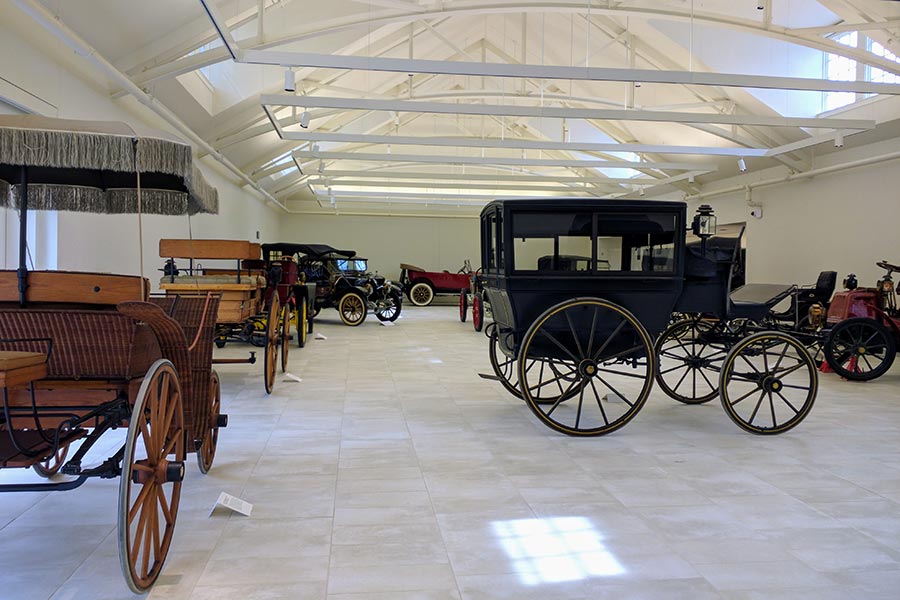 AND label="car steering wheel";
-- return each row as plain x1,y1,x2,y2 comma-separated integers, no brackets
876,260,900,273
